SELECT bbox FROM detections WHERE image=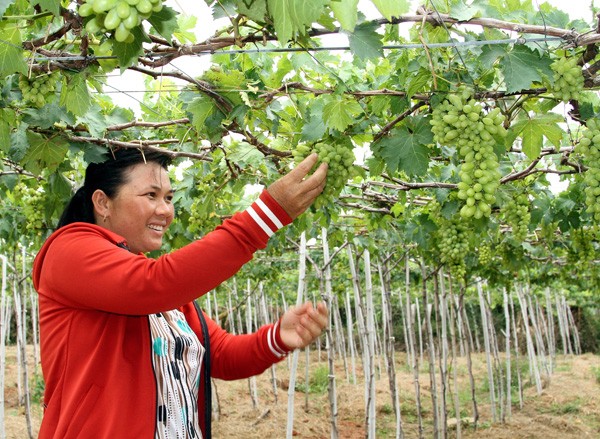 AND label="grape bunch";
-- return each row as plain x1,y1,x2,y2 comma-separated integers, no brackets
18,73,58,108
430,92,505,219
437,217,470,279
79,0,164,43
292,142,355,209
478,242,492,266
576,118,600,221
549,56,584,102
12,183,46,236
502,193,530,242
568,227,596,264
